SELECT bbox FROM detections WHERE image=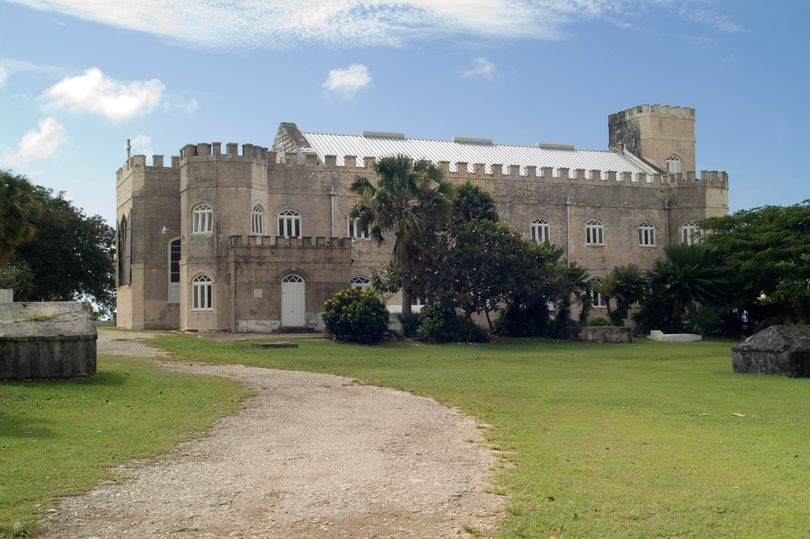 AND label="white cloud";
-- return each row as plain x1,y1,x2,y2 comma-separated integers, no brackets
2,117,66,167
129,134,152,156
461,58,496,80
4,0,641,49
322,64,371,100
679,6,743,33
0,67,7,90
43,68,164,122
